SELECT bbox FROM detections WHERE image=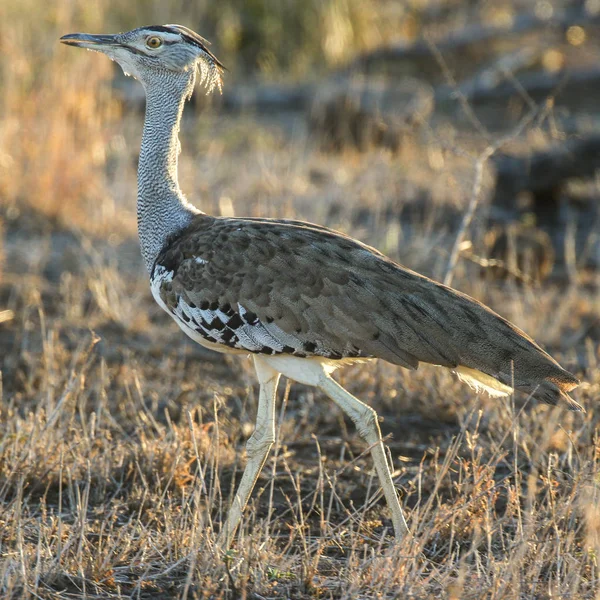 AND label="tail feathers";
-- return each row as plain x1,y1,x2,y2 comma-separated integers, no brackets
528,378,584,412
455,366,513,398
453,366,584,412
